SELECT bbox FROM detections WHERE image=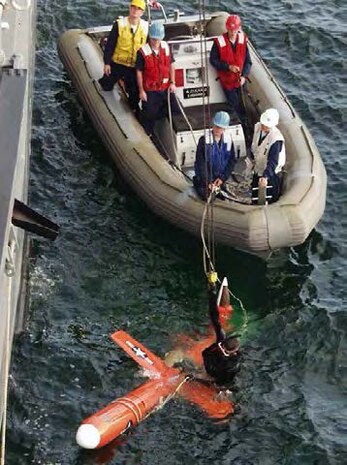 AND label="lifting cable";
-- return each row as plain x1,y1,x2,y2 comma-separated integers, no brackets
166,3,248,337
197,0,223,342
198,0,215,283
200,190,248,338
195,3,248,336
